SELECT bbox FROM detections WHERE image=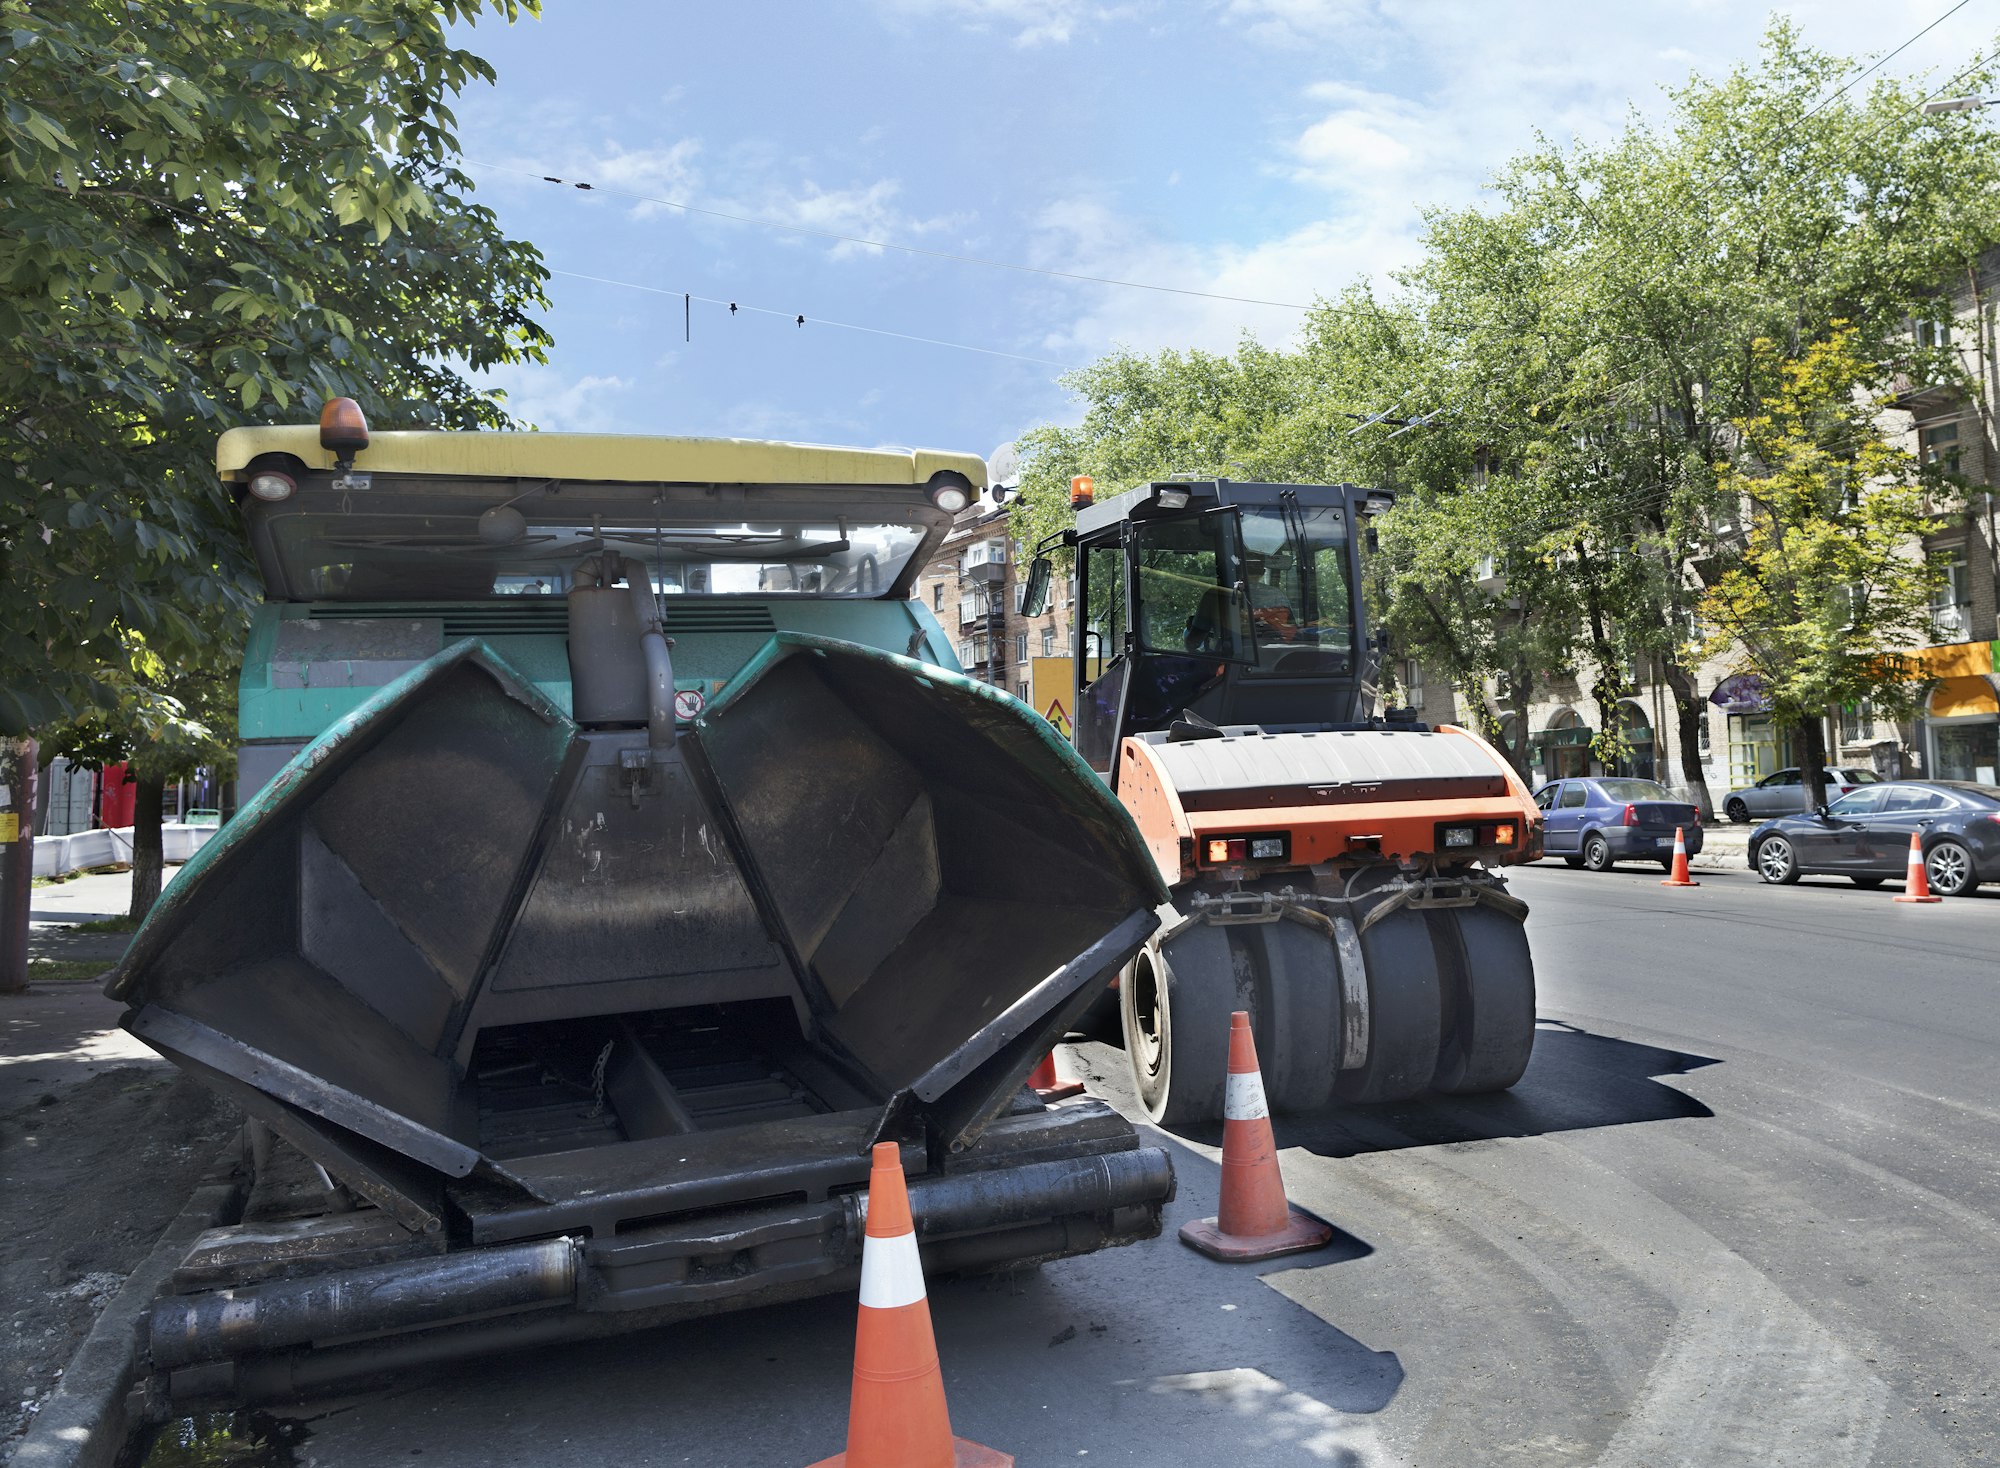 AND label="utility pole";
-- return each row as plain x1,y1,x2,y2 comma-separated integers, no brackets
0,737,37,992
